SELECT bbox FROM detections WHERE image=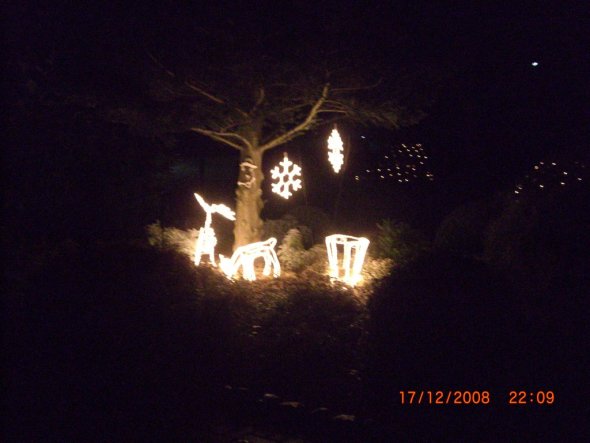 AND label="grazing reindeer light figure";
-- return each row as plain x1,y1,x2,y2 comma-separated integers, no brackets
219,238,281,281
194,193,236,266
